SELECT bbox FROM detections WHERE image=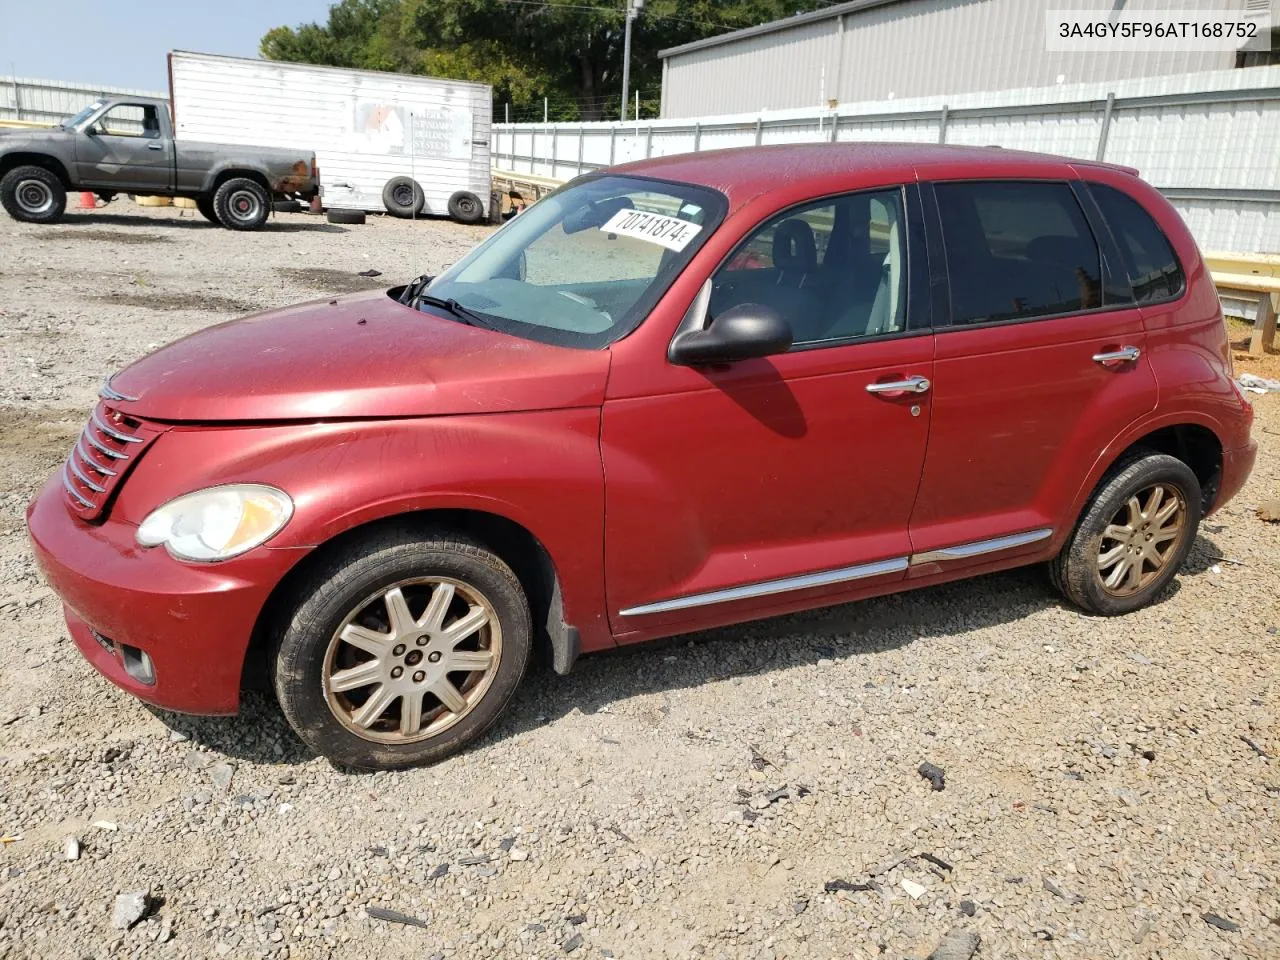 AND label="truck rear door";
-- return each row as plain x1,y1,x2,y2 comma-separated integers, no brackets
75,102,173,192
